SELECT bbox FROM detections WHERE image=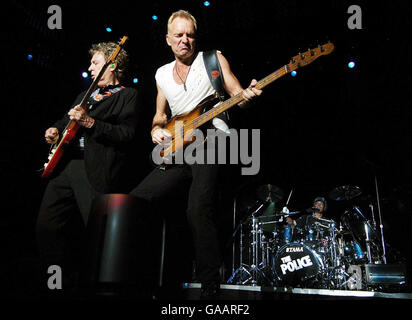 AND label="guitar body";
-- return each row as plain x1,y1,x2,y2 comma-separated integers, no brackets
161,93,220,159
41,123,80,178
